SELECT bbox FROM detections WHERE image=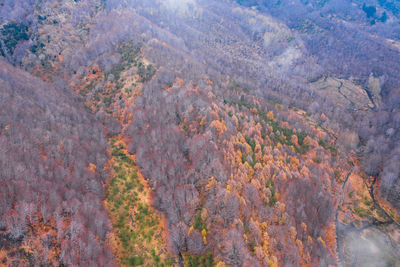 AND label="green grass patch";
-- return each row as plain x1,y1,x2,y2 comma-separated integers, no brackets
318,138,338,157
126,255,145,266
185,252,214,267
245,135,256,151
354,206,371,218
313,157,322,164
193,211,207,232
